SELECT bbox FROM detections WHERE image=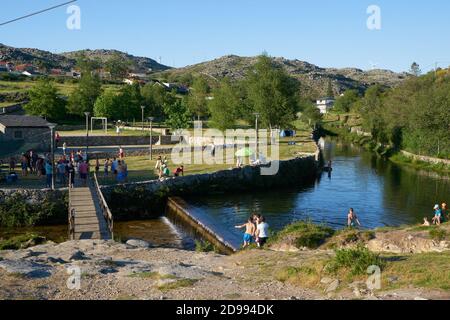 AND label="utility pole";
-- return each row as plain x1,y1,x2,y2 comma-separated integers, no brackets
148,117,155,160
